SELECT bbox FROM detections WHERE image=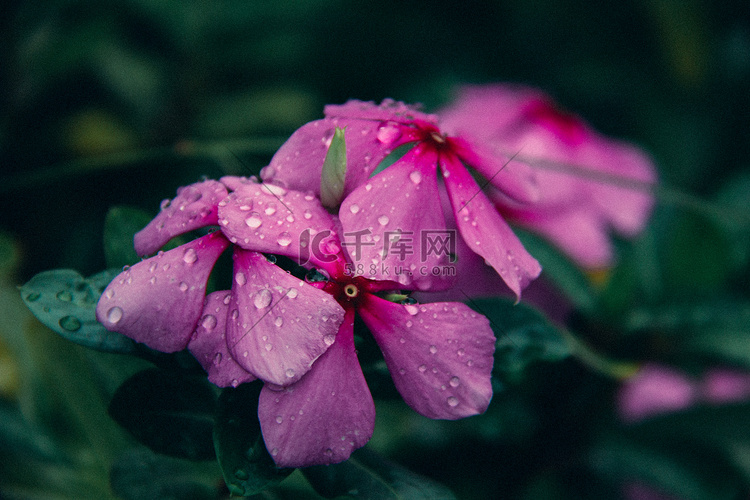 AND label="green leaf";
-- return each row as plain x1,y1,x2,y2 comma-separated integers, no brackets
624,297,750,368
320,126,348,209
108,368,217,461
302,448,456,500
103,206,154,269
19,268,136,353
110,448,219,500
466,298,570,380
515,228,597,312
369,143,414,178
213,382,293,496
